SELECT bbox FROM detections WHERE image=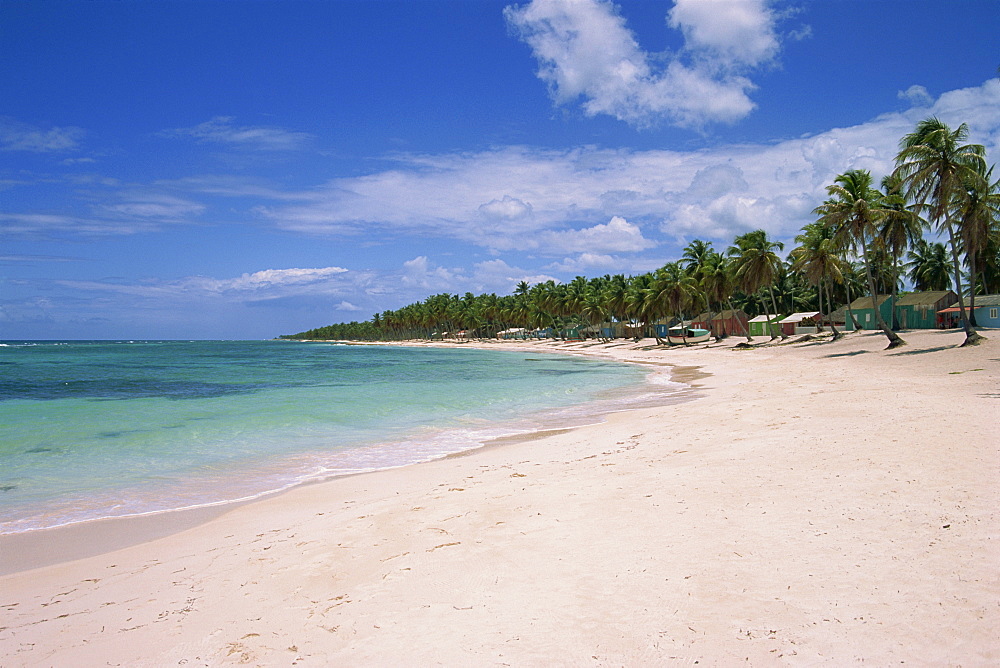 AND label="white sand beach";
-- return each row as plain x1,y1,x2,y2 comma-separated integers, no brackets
1,329,998,665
